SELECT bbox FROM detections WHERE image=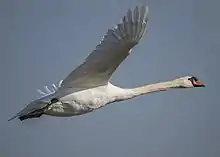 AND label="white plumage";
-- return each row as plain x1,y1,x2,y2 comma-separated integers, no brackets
8,6,205,121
